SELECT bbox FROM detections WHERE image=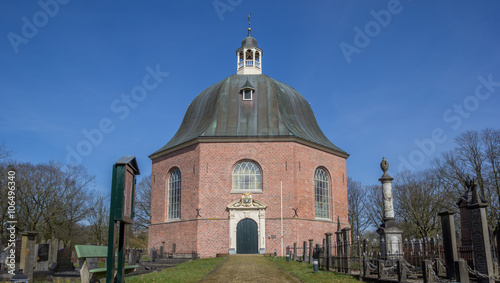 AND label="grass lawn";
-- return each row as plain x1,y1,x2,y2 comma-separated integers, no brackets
126,257,226,283
268,257,362,283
